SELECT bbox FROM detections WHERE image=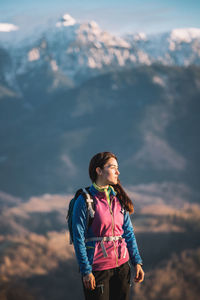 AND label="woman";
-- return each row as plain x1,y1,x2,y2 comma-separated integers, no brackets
72,152,144,300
